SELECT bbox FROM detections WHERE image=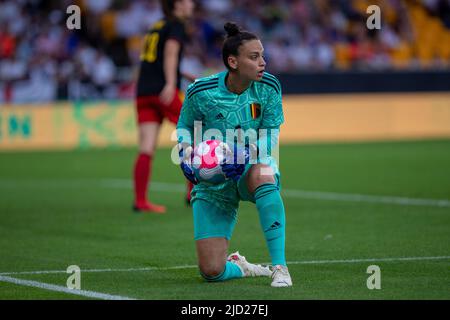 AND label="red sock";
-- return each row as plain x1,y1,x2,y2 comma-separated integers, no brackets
133,153,152,205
